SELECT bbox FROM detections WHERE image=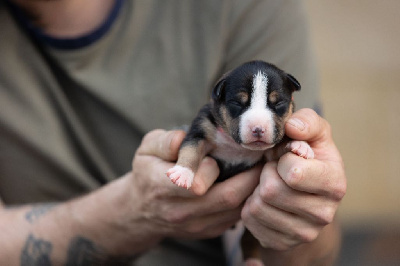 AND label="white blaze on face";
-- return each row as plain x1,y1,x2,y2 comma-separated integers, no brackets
239,71,275,148
252,71,268,109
